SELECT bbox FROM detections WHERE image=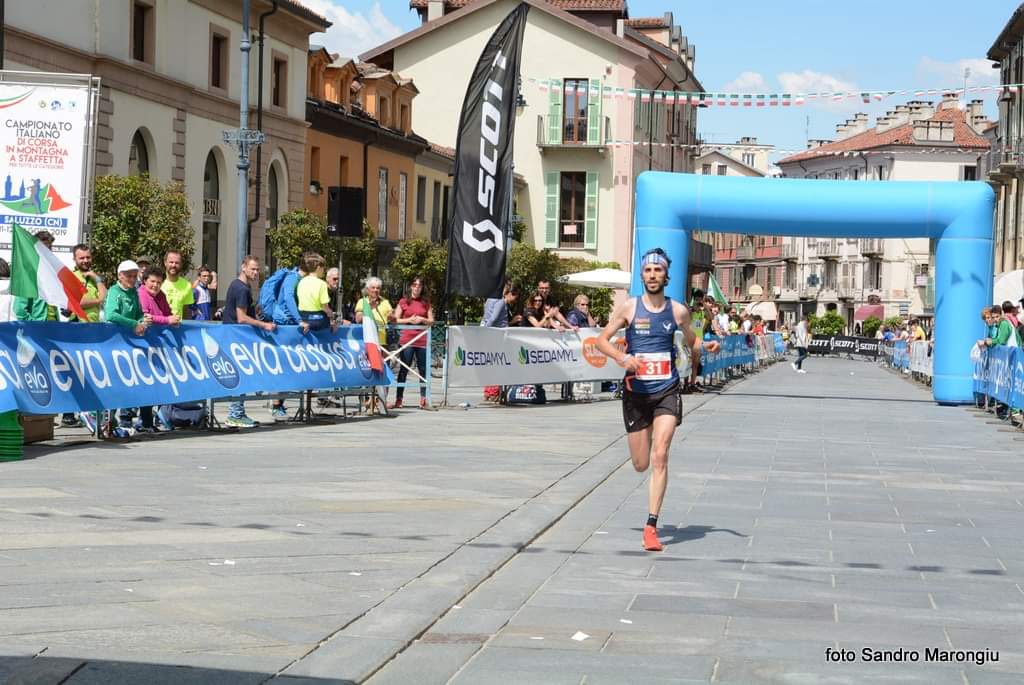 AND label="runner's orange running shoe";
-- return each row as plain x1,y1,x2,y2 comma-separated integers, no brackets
643,525,663,551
